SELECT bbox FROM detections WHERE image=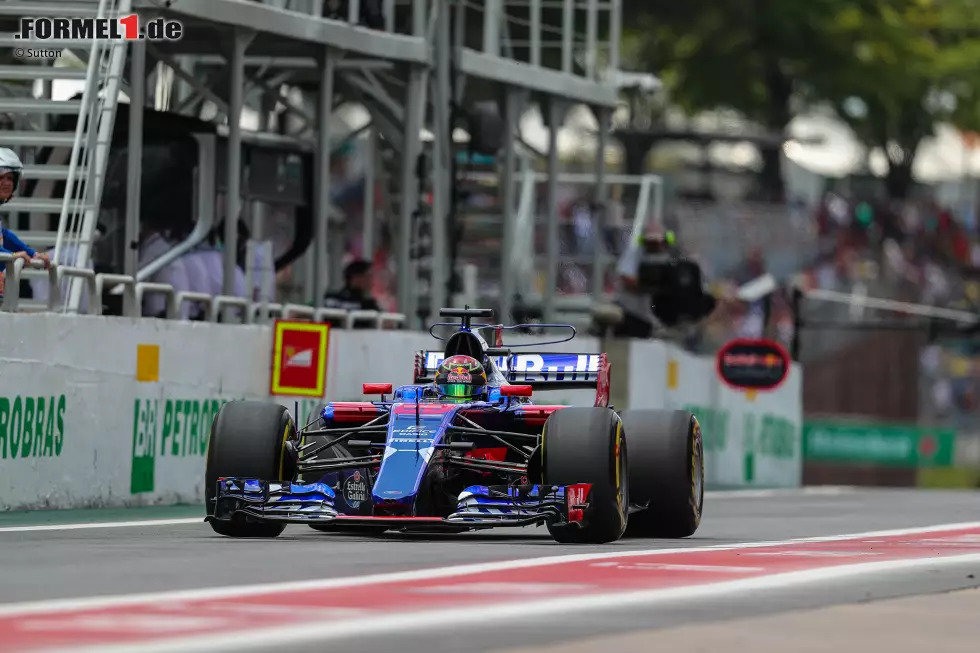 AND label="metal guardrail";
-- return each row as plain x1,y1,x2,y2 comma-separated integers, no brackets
0,255,59,312
176,291,215,322
213,296,252,324
253,302,284,323
57,267,100,314
95,274,137,316
135,282,179,320
0,260,407,329
282,303,314,320
801,287,980,324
